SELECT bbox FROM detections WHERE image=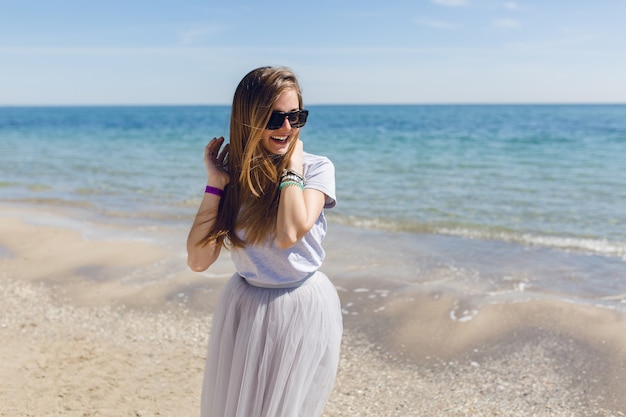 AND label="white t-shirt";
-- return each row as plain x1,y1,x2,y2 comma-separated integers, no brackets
230,152,336,287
